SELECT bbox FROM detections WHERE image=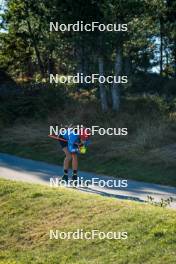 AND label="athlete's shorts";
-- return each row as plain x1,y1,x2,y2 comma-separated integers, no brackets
58,135,68,149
